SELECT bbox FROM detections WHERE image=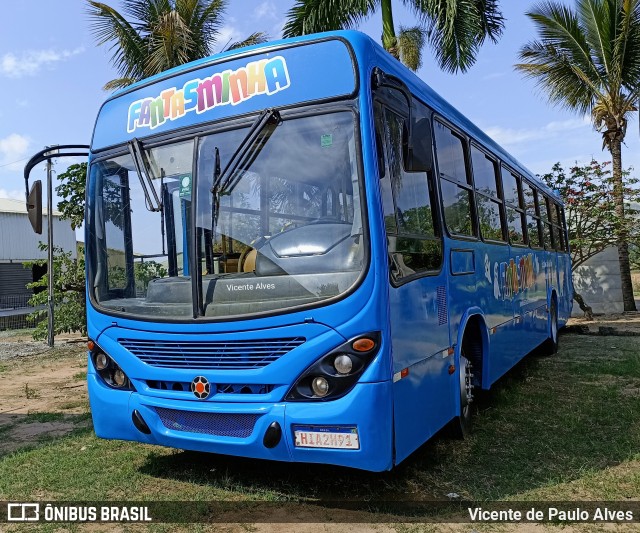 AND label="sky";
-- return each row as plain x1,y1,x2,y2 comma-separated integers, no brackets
1,0,639,207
